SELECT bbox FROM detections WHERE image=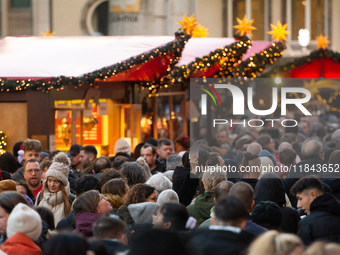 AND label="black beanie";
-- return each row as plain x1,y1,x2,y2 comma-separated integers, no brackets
251,201,282,229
